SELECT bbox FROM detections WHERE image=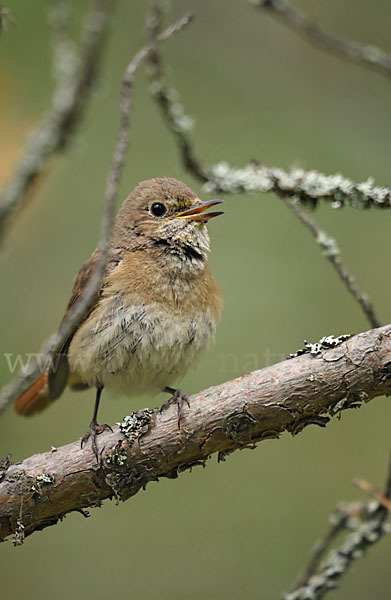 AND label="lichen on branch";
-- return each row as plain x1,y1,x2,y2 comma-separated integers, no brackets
0,324,390,544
